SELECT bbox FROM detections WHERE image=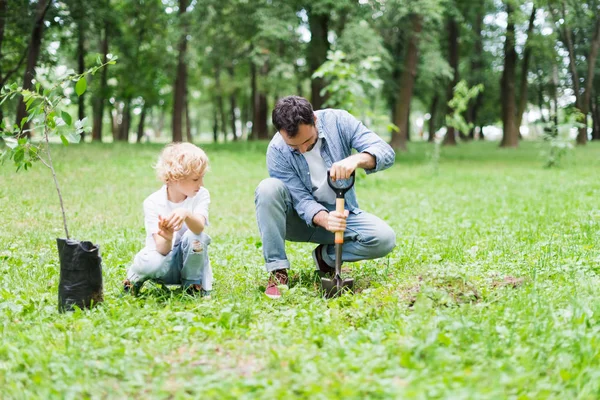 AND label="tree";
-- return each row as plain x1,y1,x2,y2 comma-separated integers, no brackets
500,1,519,148
172,0,188,142
15,0,53,138
549,0,600,145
